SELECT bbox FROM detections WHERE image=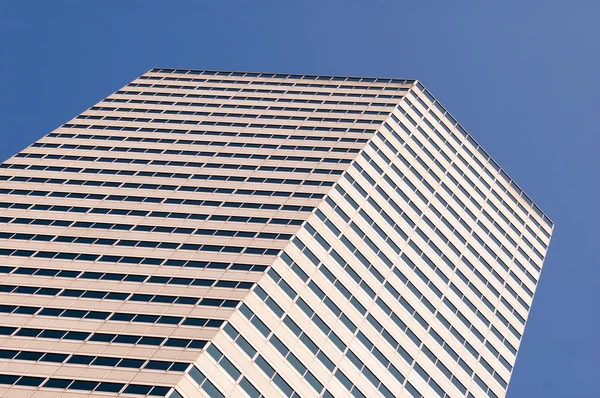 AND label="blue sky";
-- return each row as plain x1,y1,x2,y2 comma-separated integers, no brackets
1,1,598,396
